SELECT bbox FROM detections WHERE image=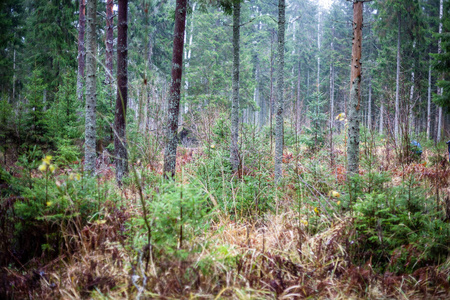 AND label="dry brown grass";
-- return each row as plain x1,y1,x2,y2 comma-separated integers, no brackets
3,141,450,299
